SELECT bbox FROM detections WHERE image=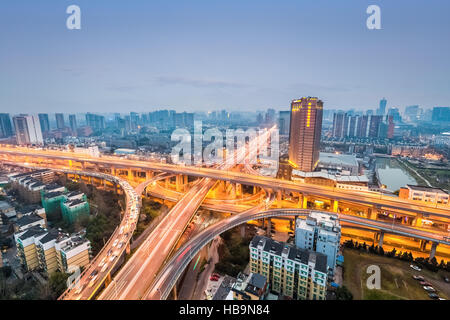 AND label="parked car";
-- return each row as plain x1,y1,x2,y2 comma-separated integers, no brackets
210,276,218,281
420,281,433,286
423,286,436,292
443,276,449,283
410,265,422,271
412,275,424,281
